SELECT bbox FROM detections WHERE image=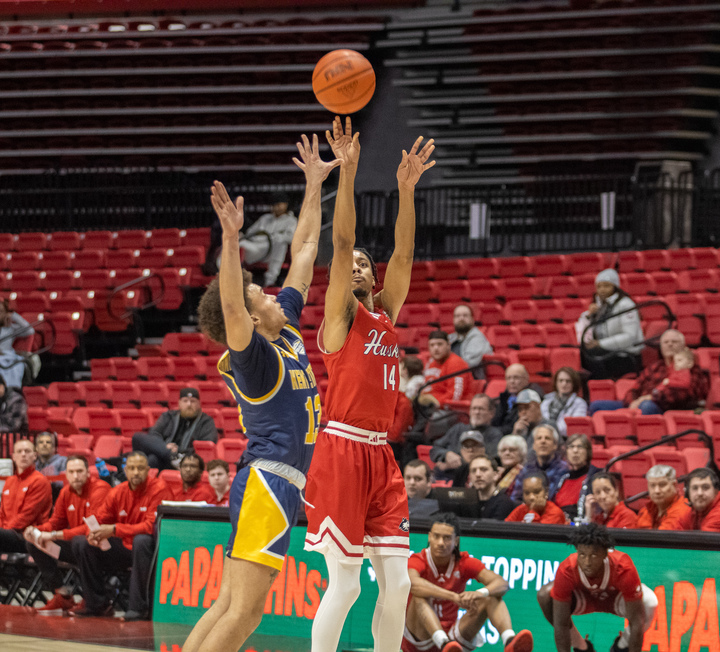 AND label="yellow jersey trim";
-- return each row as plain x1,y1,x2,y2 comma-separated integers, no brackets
218,348,285,405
